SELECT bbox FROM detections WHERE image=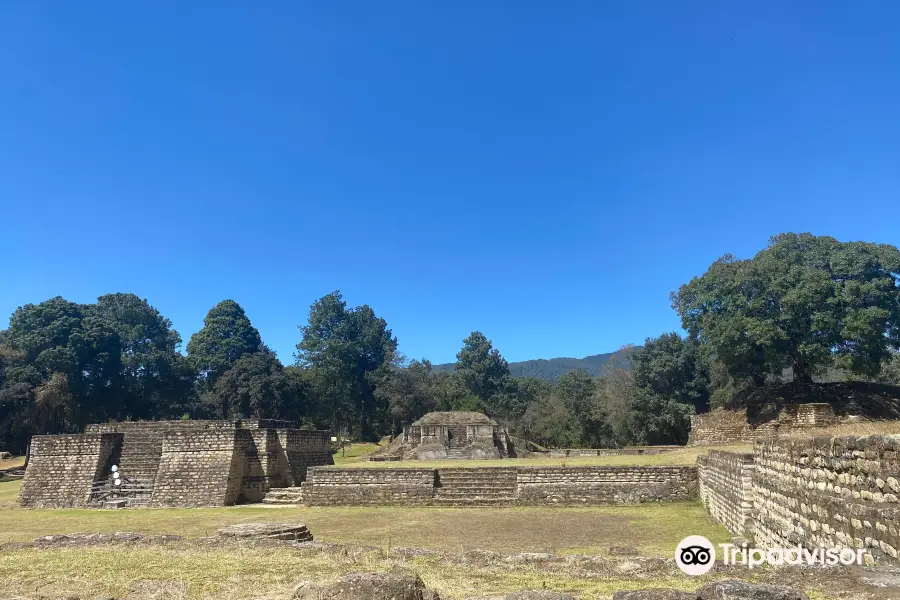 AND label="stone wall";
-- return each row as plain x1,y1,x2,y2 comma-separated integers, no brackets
689,404,841,446
277,429,335,485
301,468,436,505
240,429,294,503
696,435,900,565
549,446,682,458
697,450,755,537
688,412,756,446
754,435,900,563
300,465,698,506
150,429,245,507
23,421,334,508
516,466,697,504
85,420,238,480
18,434,121,508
